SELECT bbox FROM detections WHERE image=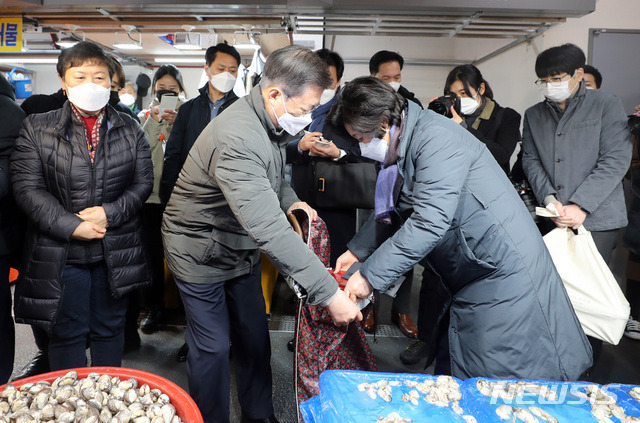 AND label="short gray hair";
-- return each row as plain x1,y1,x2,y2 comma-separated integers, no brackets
260,45,332,98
